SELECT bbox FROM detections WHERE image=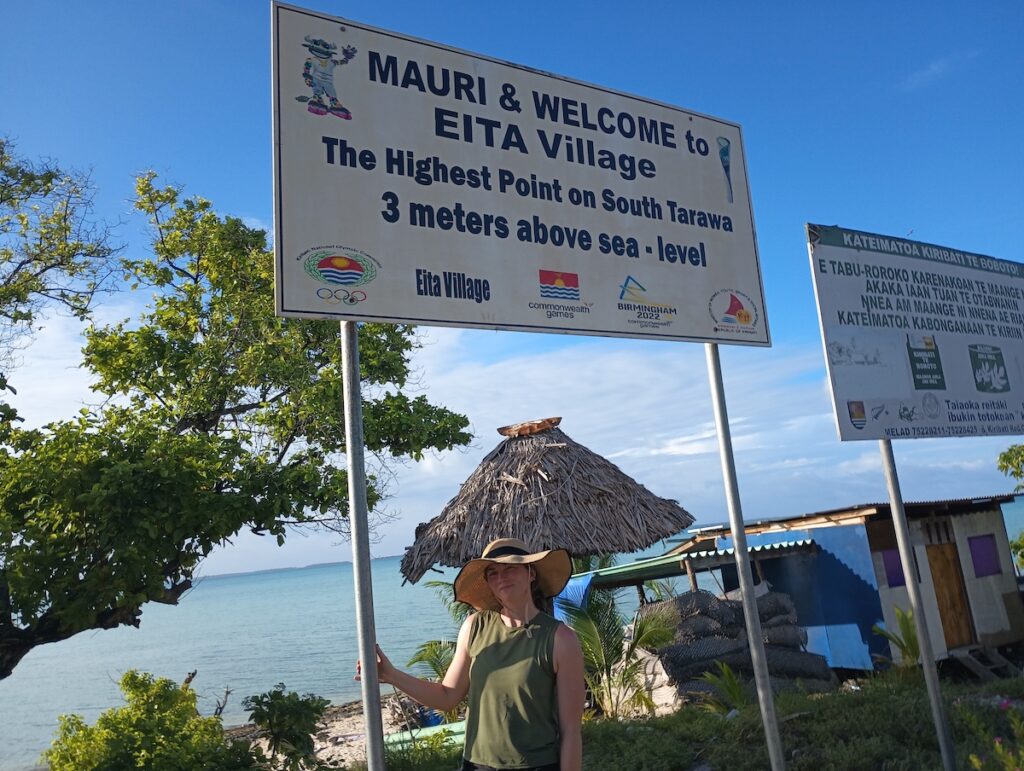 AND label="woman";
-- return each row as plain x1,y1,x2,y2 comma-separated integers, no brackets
358,537,585,771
